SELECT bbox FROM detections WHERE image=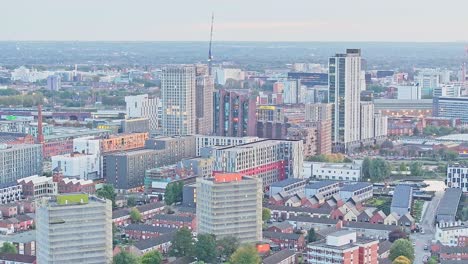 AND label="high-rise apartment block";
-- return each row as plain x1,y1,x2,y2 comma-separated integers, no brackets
360,102,375,141
161,65,196,136
305,103,333,122
256,105,289,139
329,49,362,151
0,144,43,184
328,49,387,152
214,89,257,137
211,139,303,187
287,121,332,156
47,75,61,91
307,230,378,264
125,94,159,134
196,173,262,243
36,194,112,264
195,64,214,135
